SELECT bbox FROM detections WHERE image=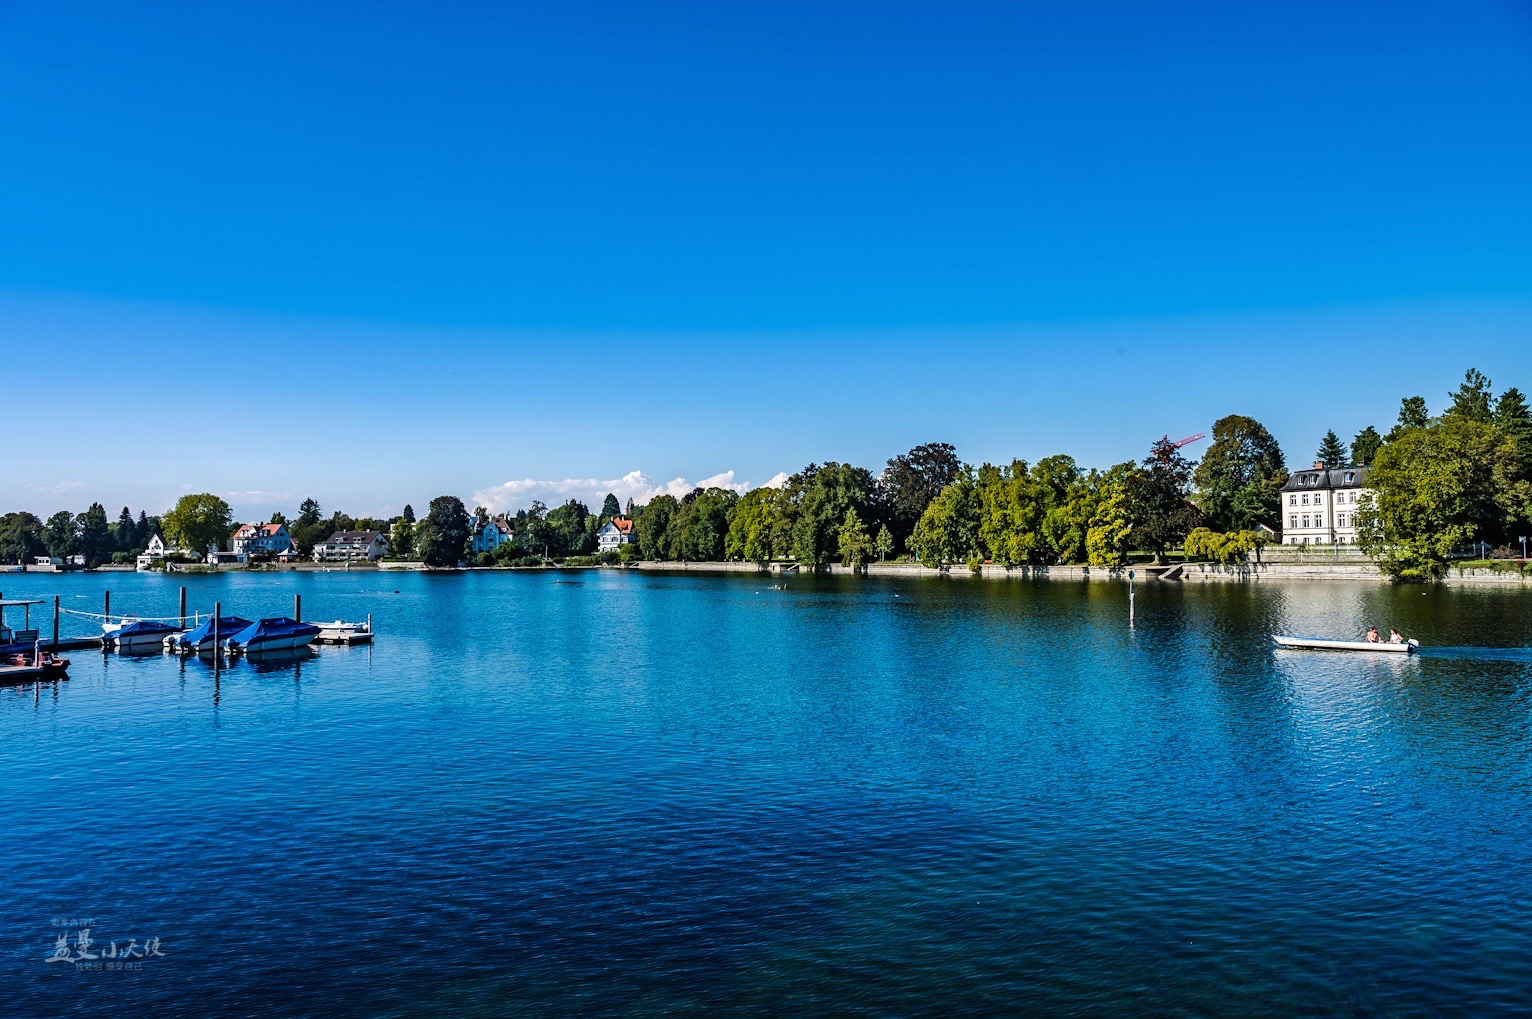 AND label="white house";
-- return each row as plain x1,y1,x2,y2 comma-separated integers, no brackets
137,533,170,571
1280,464,1373,545
470,516,516,555
232,522,293,556
597,516,637,553
313,529,389,562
